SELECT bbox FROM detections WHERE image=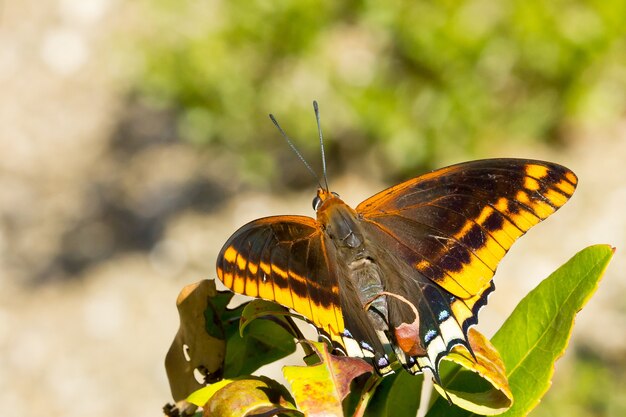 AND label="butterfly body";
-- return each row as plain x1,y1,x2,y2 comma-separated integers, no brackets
217,158,577,380
315,190,393,368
